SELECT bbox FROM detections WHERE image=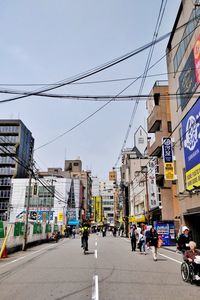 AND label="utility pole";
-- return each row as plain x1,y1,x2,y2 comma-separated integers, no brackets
145,170,150,224
47,178,56,224
22,157,33,251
